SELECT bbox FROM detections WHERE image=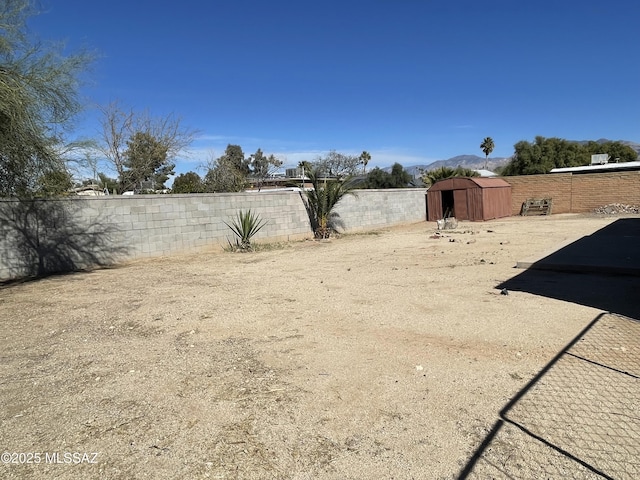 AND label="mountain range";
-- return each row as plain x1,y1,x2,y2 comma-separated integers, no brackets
396,155,510,177
398,139,640,175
